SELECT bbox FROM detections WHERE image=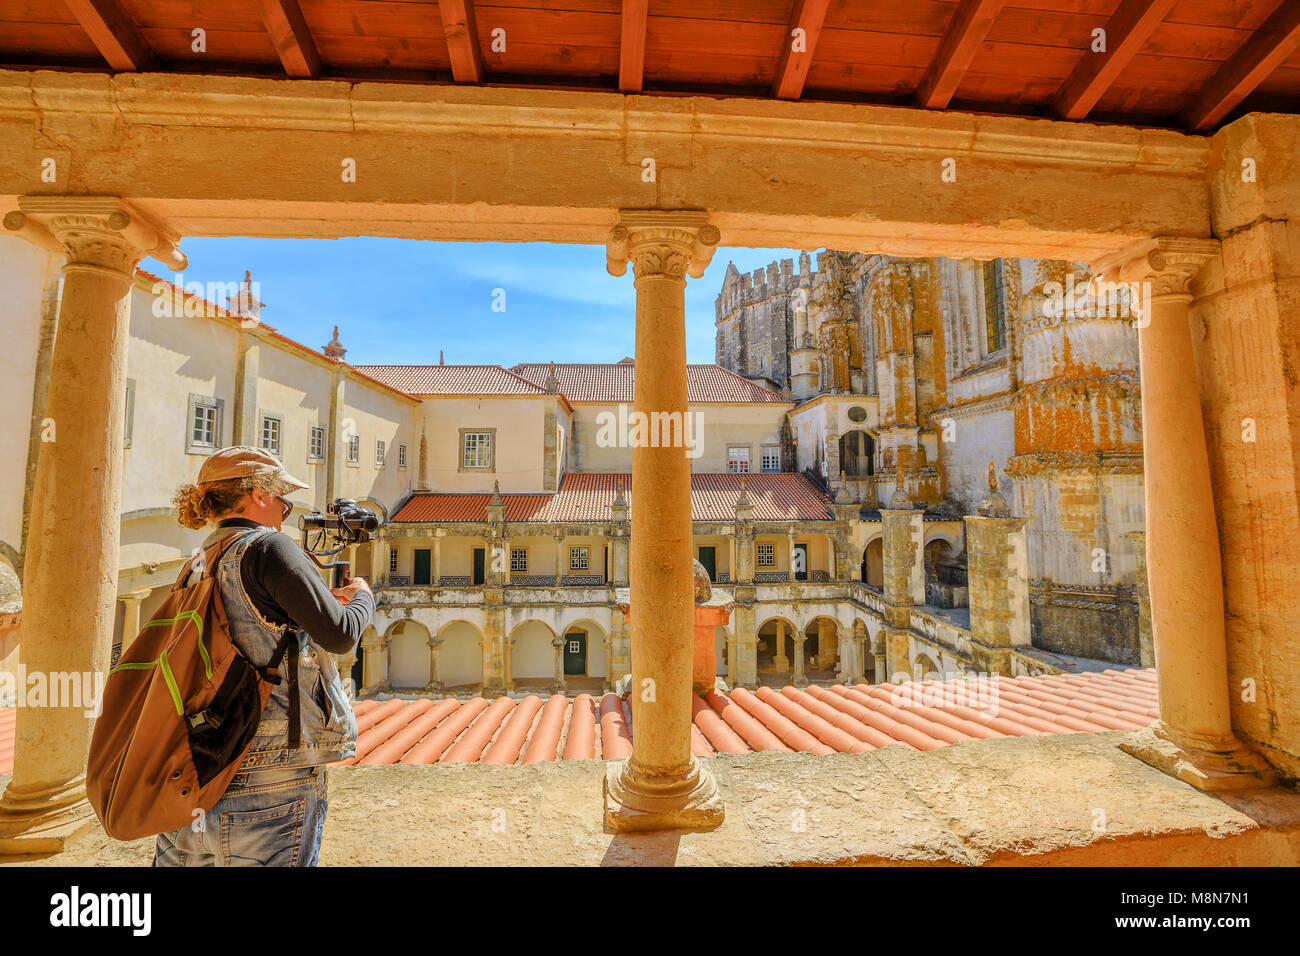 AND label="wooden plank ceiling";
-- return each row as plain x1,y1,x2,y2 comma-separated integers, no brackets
1,0,1298,132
